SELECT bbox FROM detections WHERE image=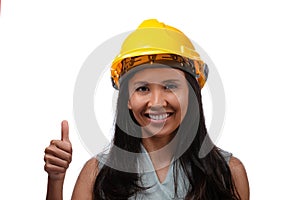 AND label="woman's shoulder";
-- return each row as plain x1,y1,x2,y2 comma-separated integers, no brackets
227,155,248,180
84,157,100,171
217,148,250,199
228,156,248,182
228,156,250,200
71,157,99,199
